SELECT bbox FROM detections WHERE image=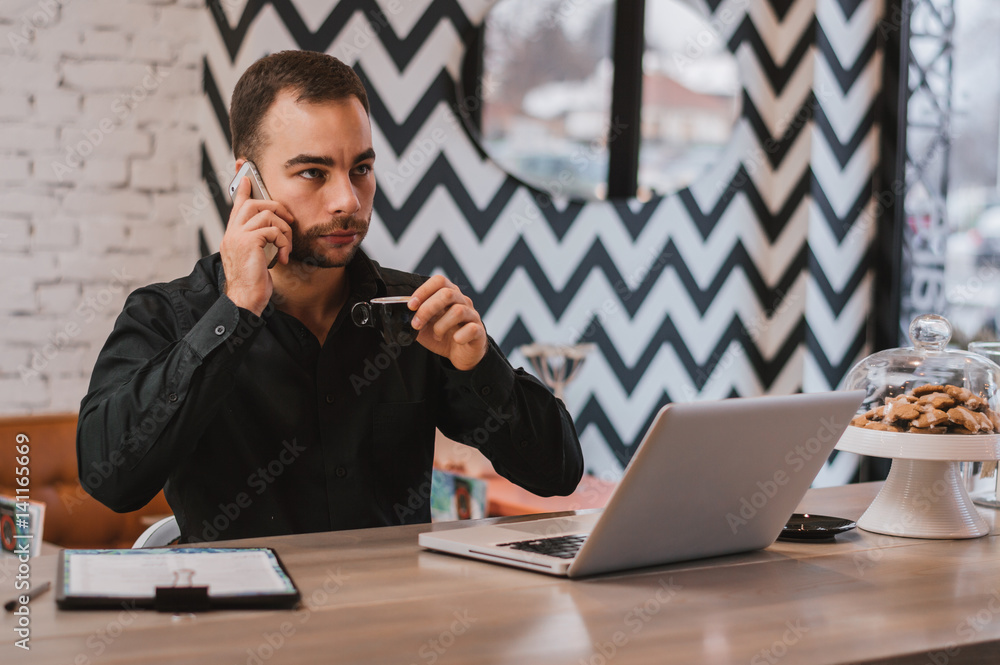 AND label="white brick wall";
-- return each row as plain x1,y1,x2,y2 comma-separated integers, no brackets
0,0,204,415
